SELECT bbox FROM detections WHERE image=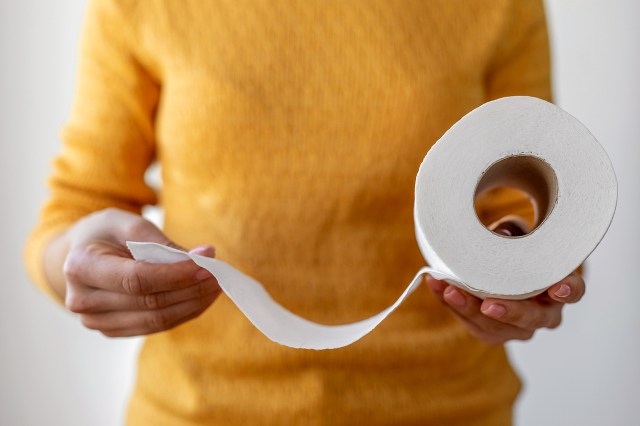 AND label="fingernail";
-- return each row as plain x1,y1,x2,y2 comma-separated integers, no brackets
189,245,215,256
482,303,507,318
195,268,211,281
554,284,571,298
444,286,466,307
